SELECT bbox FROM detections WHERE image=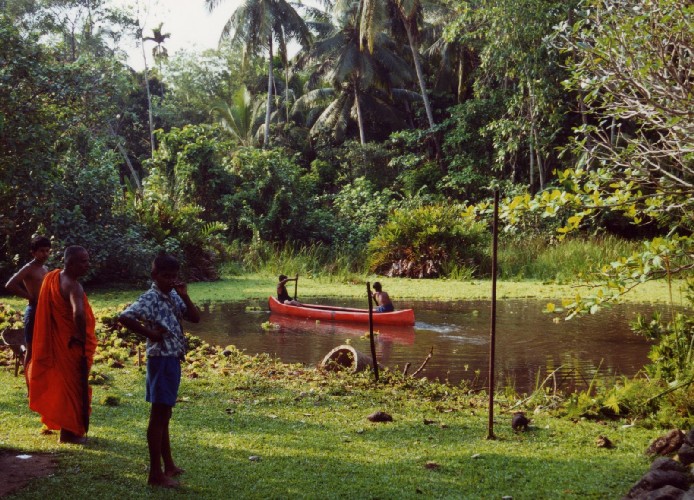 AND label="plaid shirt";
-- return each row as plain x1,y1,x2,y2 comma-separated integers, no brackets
121,283,187,358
